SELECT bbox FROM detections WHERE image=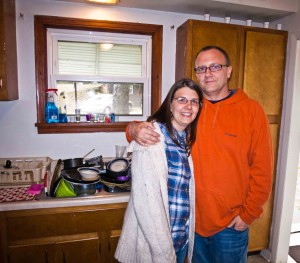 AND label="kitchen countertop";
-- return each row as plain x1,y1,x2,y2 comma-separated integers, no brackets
0,190,130,212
